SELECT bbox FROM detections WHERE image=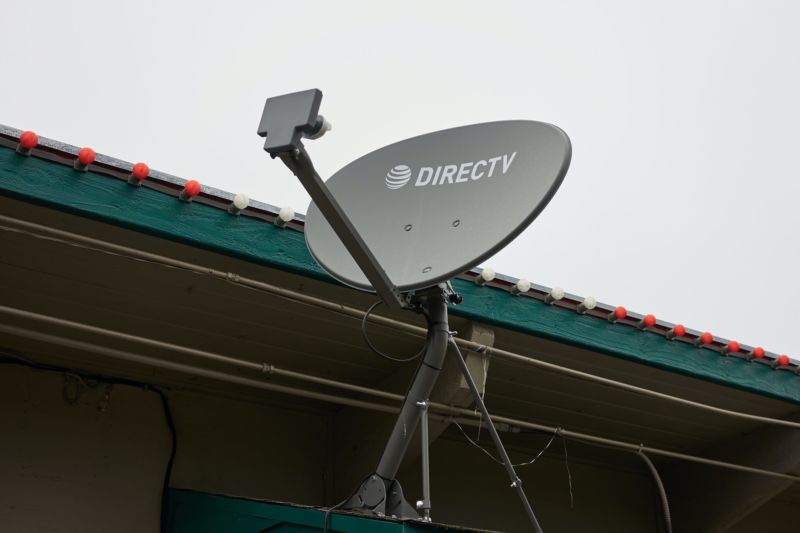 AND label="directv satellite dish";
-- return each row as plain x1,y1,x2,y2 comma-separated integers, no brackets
258,90,570,533
305,121,571,292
